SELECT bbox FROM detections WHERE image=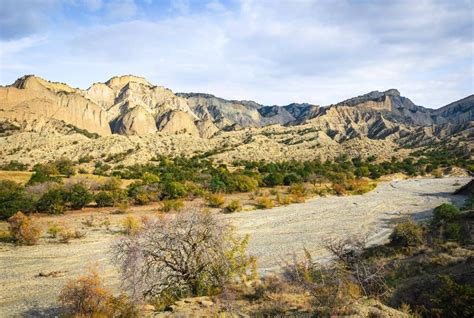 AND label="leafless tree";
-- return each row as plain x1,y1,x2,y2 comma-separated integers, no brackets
322,236,390,298
112,209,252,302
